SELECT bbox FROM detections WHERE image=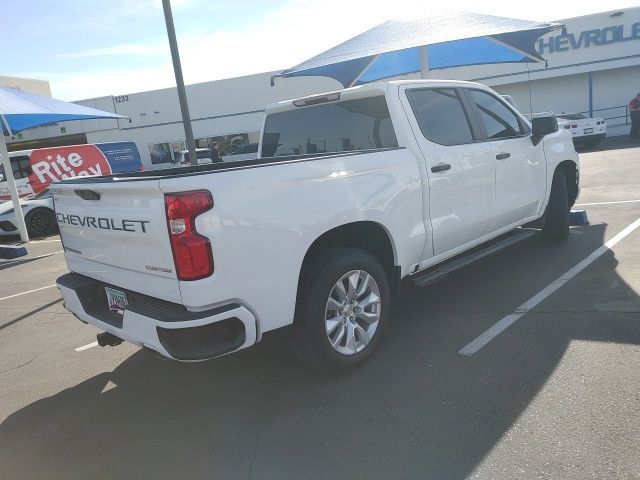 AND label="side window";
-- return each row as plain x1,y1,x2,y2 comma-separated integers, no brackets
468,90,528,139
10,156,31,179
406,88,475,146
